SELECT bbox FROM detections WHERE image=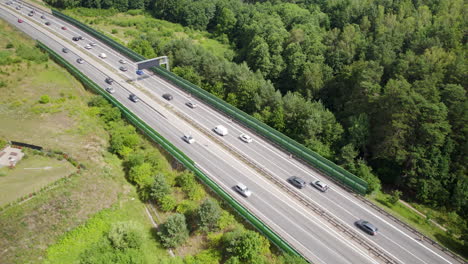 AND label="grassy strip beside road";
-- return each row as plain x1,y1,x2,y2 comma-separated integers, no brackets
370,192,467,259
